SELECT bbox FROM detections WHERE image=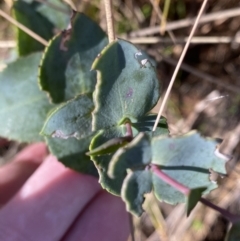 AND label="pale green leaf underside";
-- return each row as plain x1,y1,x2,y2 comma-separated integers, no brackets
41,94,94,139
39,13,108,103
92,39,160,130
46,135,98,176
0,53,53,142
151,131,226,204
122,170,152,216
